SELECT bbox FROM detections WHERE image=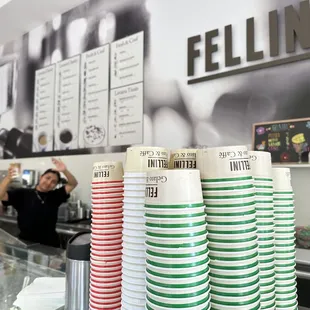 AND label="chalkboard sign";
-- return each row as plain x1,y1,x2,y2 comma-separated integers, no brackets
252,118,310,163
